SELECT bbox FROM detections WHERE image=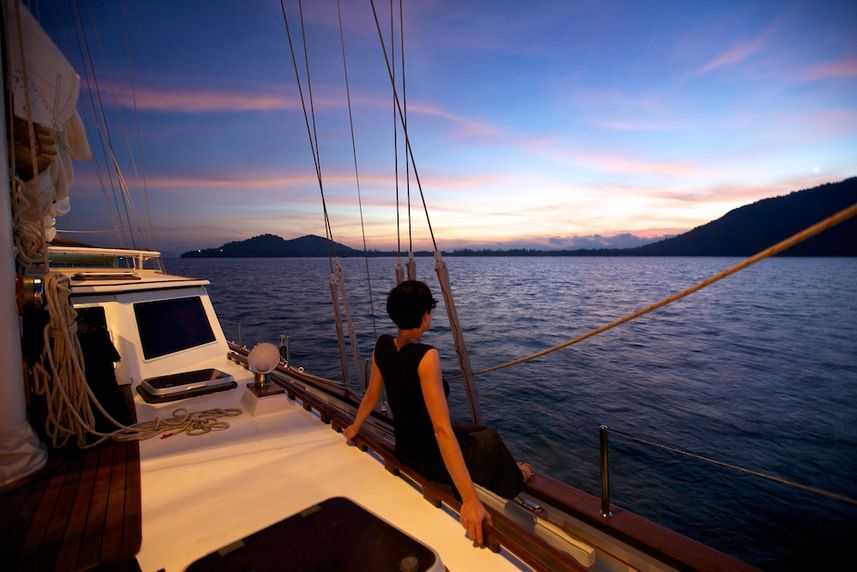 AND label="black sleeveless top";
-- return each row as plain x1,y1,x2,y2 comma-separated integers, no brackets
374,334,447,479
